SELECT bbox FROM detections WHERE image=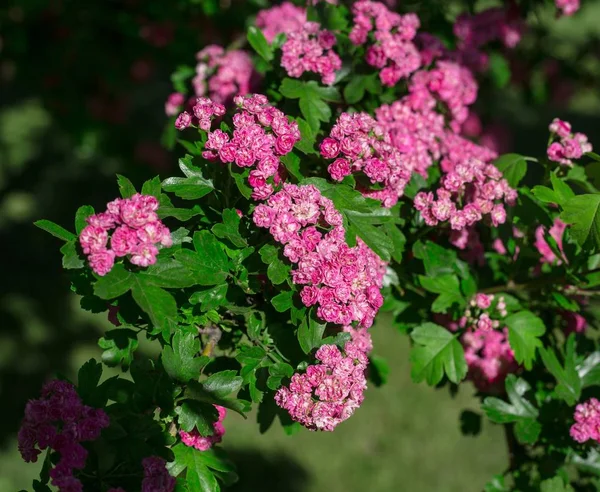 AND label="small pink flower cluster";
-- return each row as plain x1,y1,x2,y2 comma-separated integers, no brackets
556,0,581,16
414,156,516,231
454,7,524,51
275,342,368,431
375,99,445,178
192,45,256,104
18,380,110,492
320,112,412,207
179,405,227,451
253,184,386,328
79,194,172,276
547,118,592,166
408,60,478,132
200,94,300,200
349,0,421,86
280,21,342,85
175,96,225,131
255,2,306,42
570,398,600,444
535,218,567,265
561,310,587,334
141,456,176,492
165,92,185,117
462,327,517,392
